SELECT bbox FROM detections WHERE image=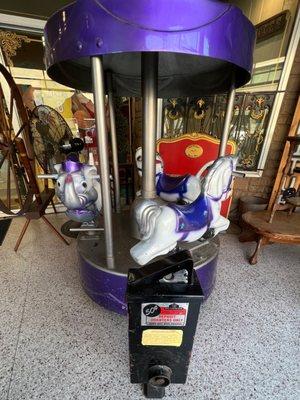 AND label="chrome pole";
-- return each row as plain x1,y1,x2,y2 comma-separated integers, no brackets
156,98,163,140
218,87,236,157
107,71,121,213
91,56,114,269
141,52,158,199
